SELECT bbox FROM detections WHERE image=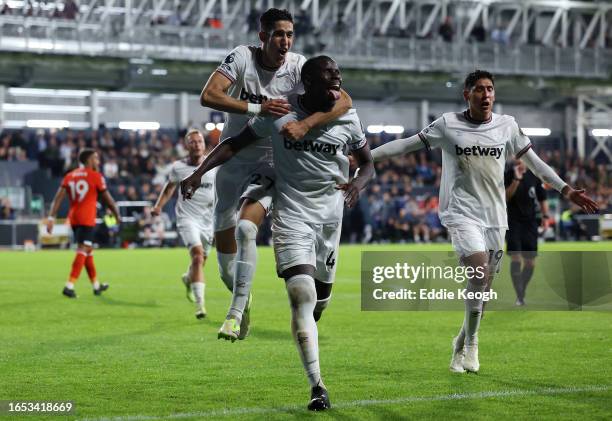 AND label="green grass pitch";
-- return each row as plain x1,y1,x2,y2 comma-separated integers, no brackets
1,242,611,420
